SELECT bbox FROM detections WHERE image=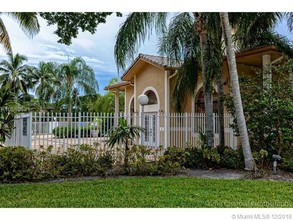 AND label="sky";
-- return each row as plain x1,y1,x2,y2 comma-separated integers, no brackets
0,12,293,96
0,13,161,95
